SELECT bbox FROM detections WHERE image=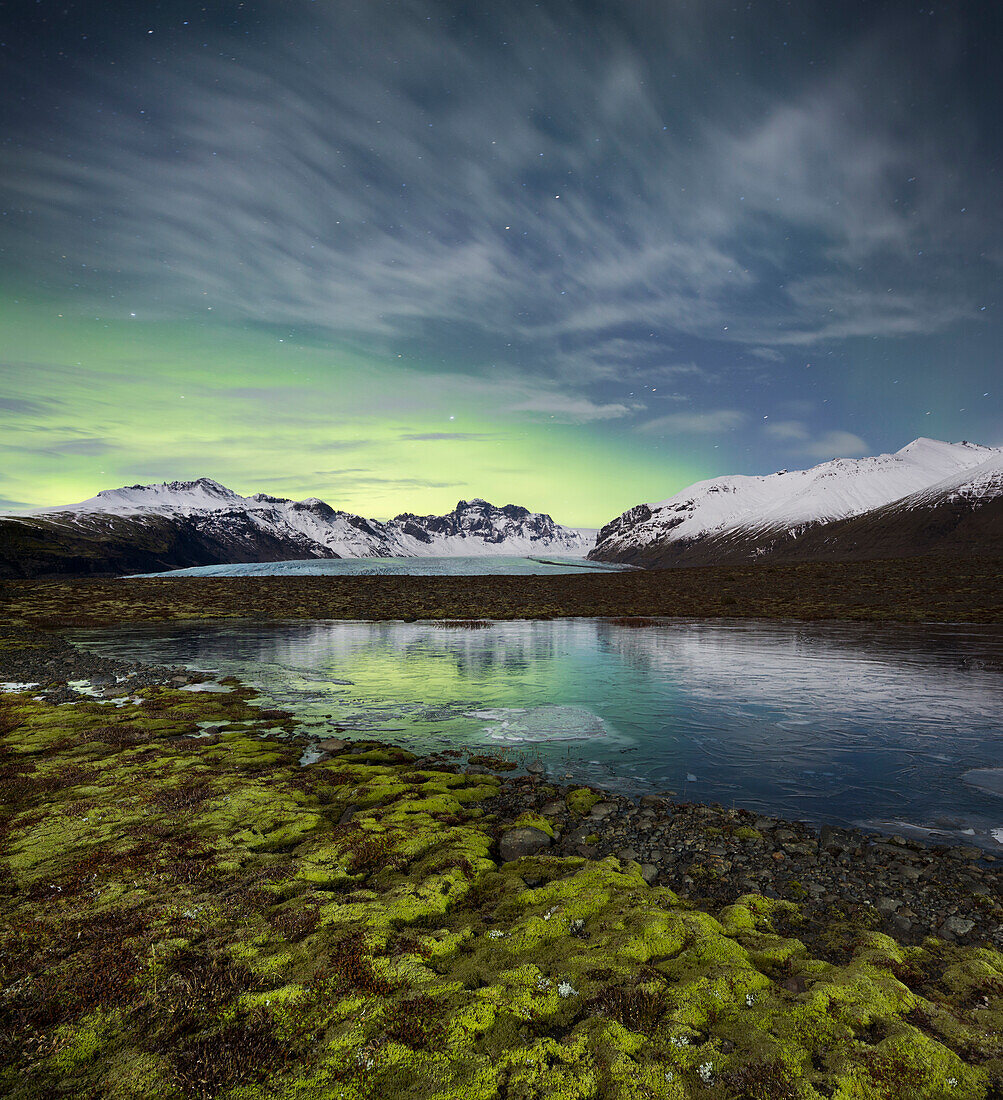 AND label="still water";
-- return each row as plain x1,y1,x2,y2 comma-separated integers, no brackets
69,617,1003,846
